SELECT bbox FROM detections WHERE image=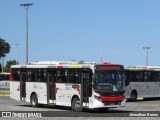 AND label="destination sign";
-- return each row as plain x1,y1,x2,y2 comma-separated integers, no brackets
96,65,121,71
